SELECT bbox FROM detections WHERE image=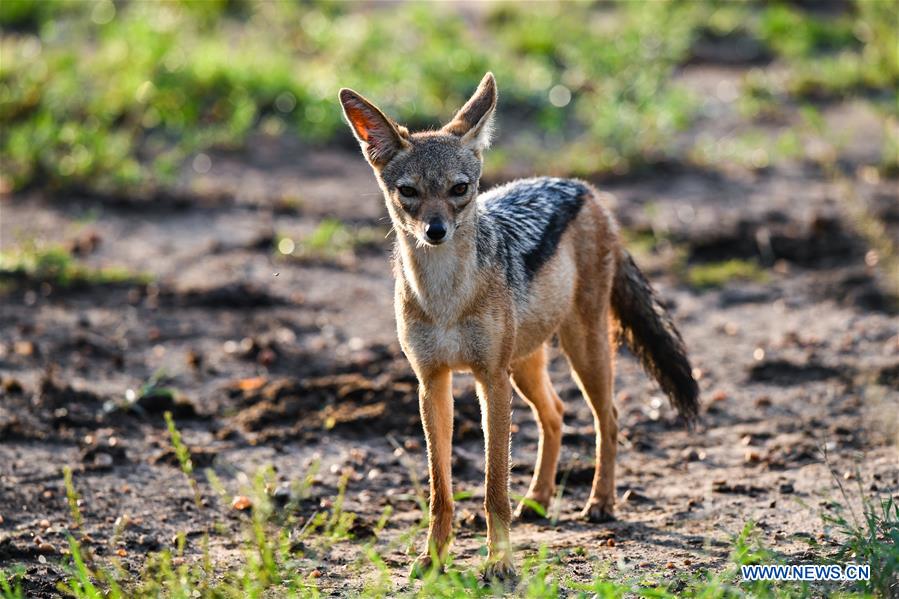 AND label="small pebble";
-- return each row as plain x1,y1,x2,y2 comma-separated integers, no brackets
186,350,202,369
258,348,277,366
2,378,23,394
14,340,35,356
231,496,252,511
271,485,291,504
682,448,706,462
94,453,114,468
